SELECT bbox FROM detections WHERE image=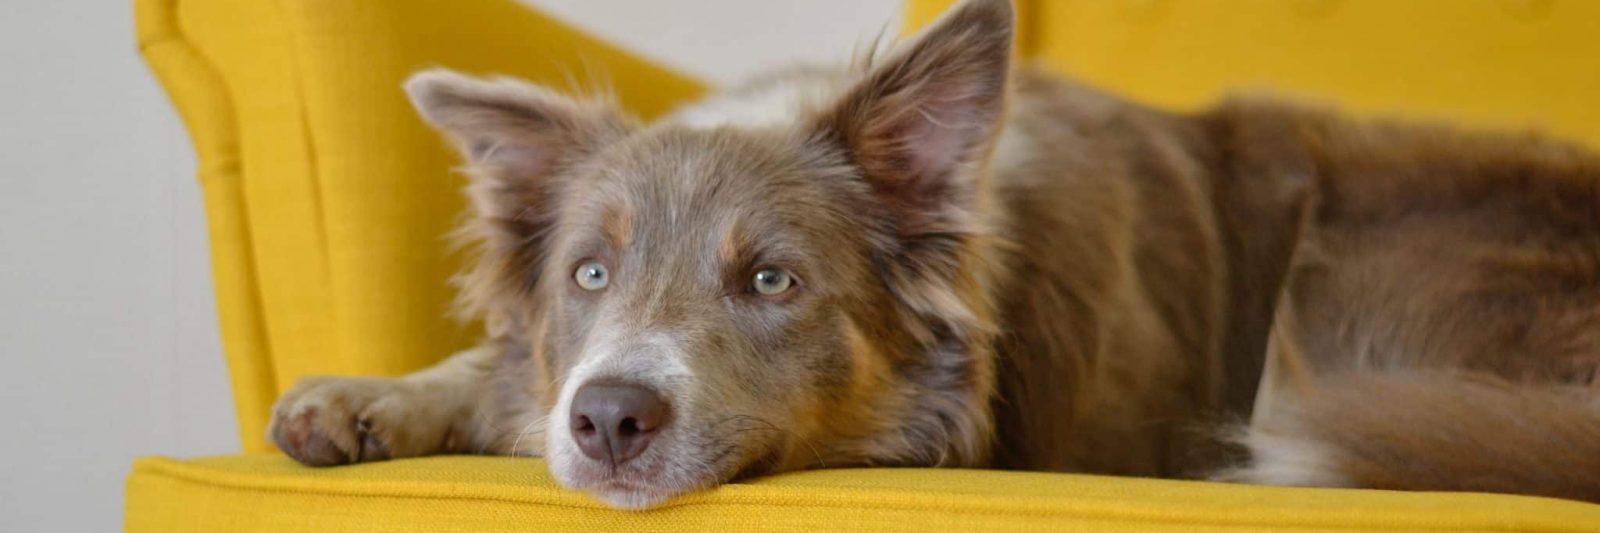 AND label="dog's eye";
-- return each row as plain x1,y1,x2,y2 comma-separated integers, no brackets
574,261,609,291
751,269,793,296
